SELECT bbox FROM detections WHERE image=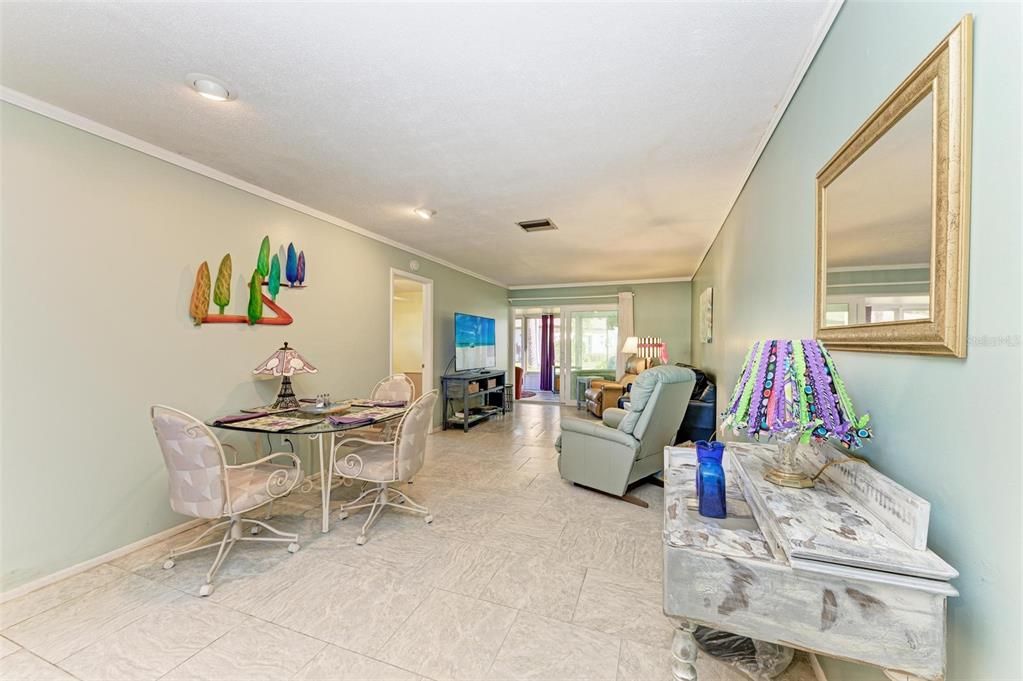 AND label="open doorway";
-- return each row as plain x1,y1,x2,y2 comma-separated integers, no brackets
511,304,619,405
390,269,433,399
515,310,564,400
512,310,561,402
